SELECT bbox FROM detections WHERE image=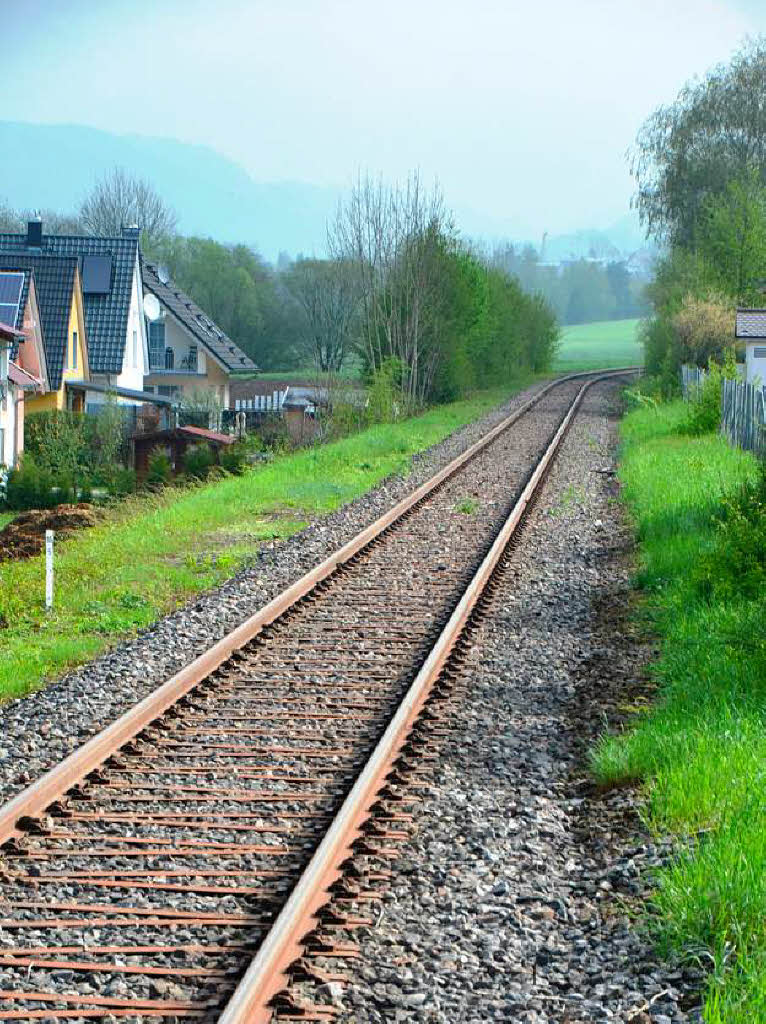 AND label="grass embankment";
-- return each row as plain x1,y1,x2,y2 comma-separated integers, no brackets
592,399,766,1021
0,383,531,701
554,318,642,371
0,512,14,530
